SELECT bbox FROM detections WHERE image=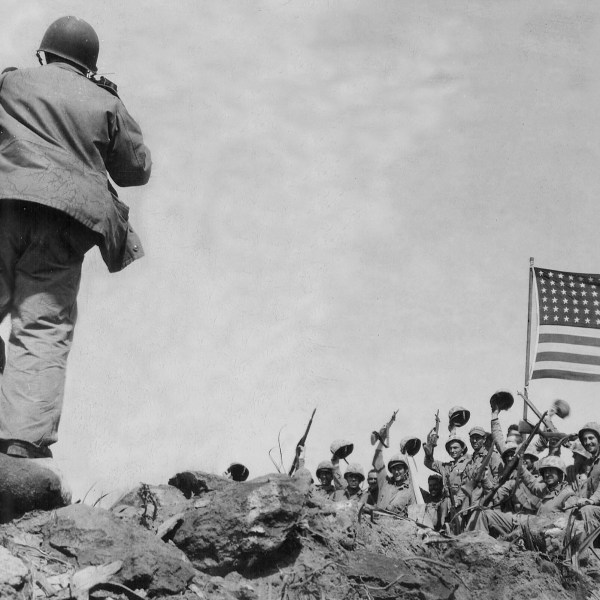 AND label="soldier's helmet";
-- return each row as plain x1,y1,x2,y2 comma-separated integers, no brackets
523,450,539,462
537,455,567,476
578,422,600,445
500,442,518,461
39,16,99,73
344,463,365,482
226,462,249,482
387,454,408,471
444,434,467,455
448,406,470,428
330,439,354,460
571,441,592,460
316,460,334,477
